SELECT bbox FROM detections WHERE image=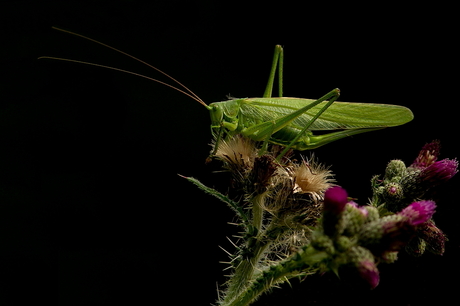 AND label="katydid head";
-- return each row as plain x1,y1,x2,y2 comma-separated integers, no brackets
208,100,240,131
207,100,241,158
209,104,224,128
